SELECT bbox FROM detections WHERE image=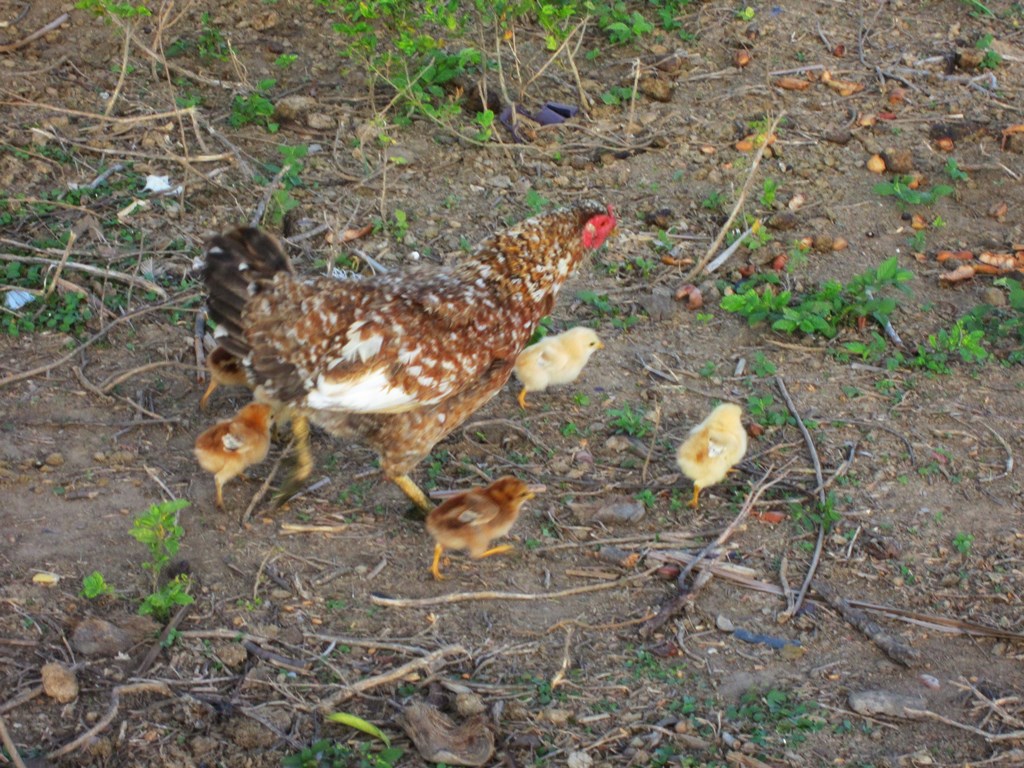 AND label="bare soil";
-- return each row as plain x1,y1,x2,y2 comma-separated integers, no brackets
2,1,1024,766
